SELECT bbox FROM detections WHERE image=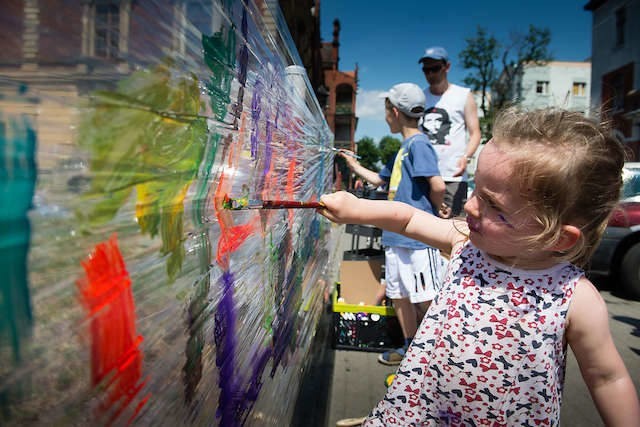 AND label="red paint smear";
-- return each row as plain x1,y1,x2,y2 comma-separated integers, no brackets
213,113,260,267
76,234,148,424
216,220,257,264
285,158,297,224
285,158,296,200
